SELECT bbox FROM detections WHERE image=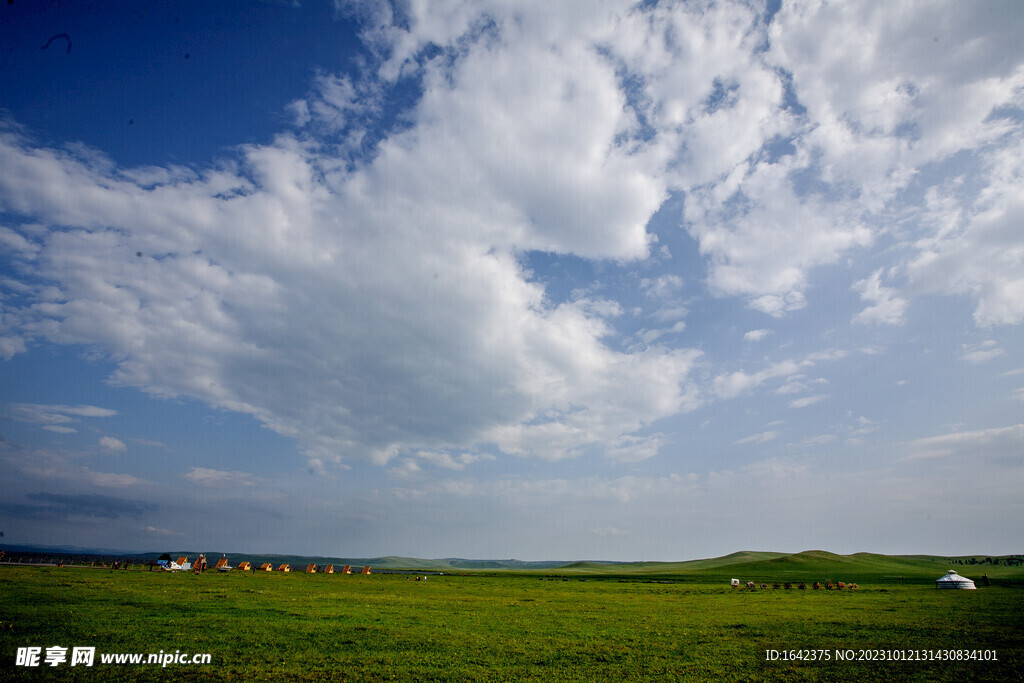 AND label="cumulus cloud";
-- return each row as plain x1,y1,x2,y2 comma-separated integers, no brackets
1,0,1022,478
765,1,1024,320
852,269,908,326
907,140,1024,327
99,436,127,453
0,99,699,468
